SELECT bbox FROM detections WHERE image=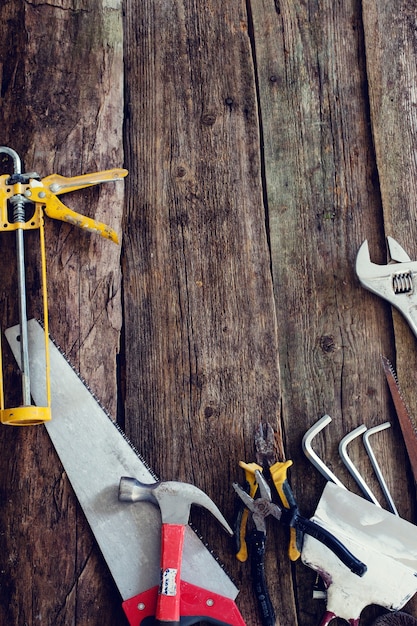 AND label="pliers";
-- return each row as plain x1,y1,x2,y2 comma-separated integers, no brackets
234,469,367,626
235,422,301,562
233,470,281,626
